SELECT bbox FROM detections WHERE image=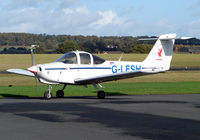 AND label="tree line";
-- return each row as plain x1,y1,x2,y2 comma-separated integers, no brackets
0,33,199,54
